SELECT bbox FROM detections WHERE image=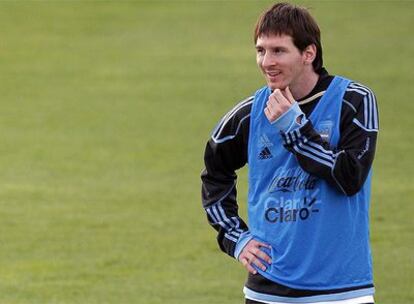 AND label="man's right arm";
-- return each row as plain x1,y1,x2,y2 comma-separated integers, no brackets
201,97,253,258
